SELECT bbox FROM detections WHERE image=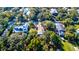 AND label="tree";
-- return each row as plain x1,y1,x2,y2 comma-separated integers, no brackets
57,8,67,13
28,22,35,29
29,29,37,36
0,17,8,27
62,18,73,27
28,8,39,20
43,30,63,50
25,29,37,49
27,37,42,51
42,20,55,31
64,31,77,45
7,26,13,36
37,8,52,21
0,36,8,51
68,9,78,18
66,25,76,33
7,33,27,50
2,11,13,18
0,37,4,50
